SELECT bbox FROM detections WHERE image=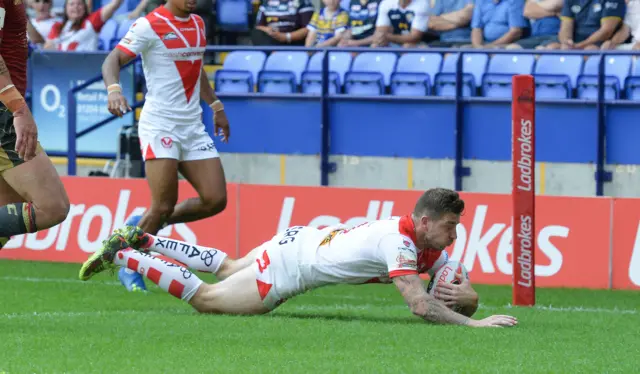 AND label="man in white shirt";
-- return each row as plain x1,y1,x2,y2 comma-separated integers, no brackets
79,188,518,328
372,0,430,47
